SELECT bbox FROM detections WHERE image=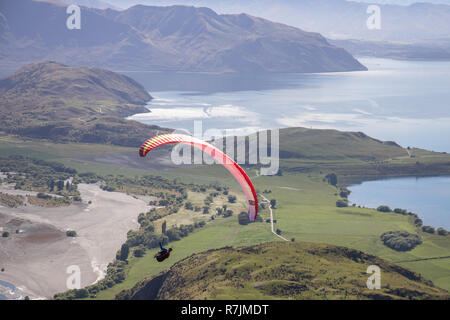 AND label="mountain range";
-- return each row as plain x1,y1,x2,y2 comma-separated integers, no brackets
121,0,450,42
0,0,366,73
